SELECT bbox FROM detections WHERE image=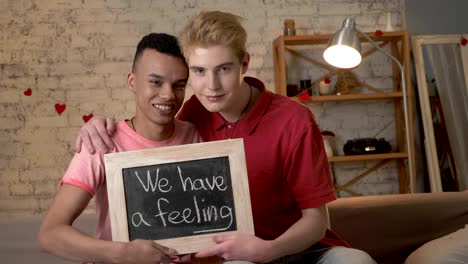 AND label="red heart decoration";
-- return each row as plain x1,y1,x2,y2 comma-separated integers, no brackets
324,78,331,84
298,91,311,101
461,37,467,46
375,30,383,37
55,103,66,115
82,113,93,123
24,88,32,96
